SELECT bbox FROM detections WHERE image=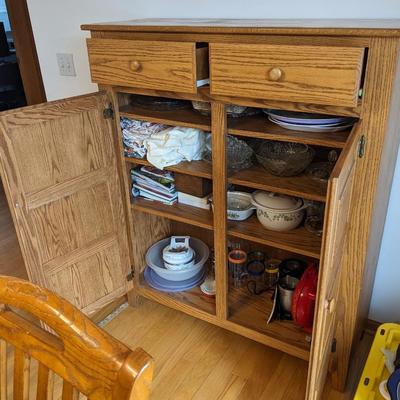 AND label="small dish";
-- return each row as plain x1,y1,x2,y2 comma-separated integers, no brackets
227,192,254,221
200,279,216,297
210,192,255,221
